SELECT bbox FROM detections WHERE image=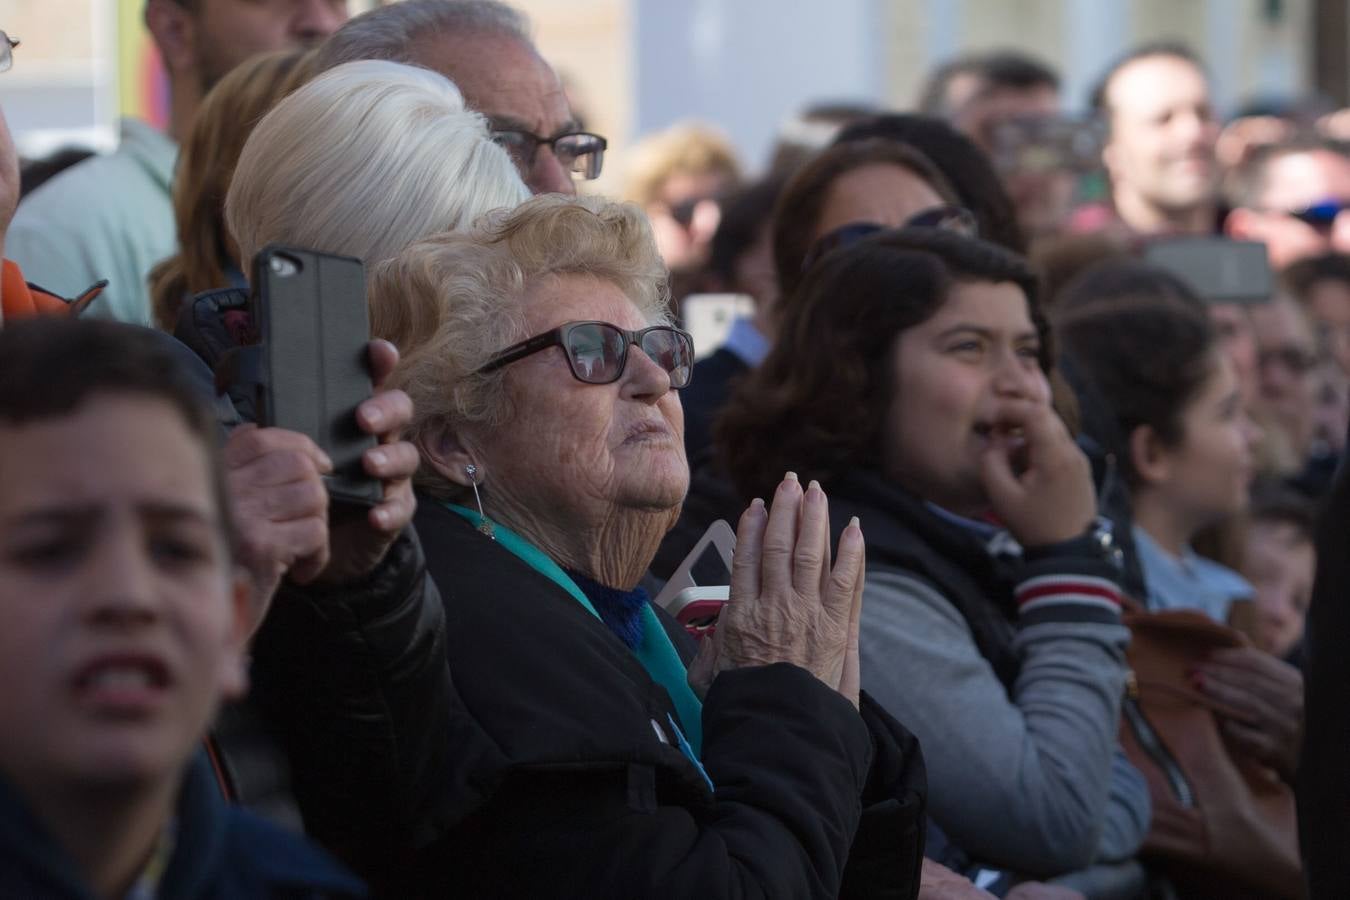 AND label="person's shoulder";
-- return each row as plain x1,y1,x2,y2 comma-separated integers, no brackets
1188,553,1253,600
216,806,367,898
